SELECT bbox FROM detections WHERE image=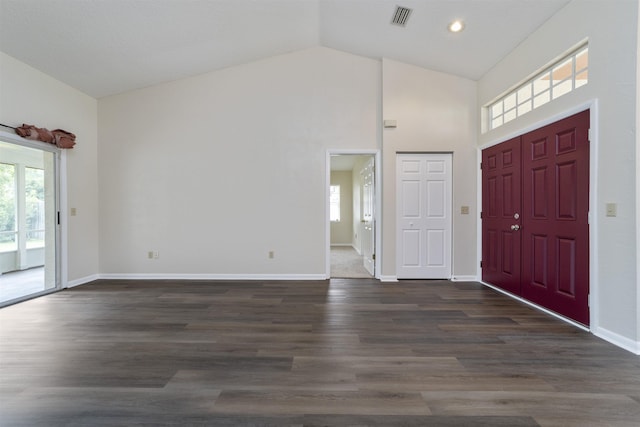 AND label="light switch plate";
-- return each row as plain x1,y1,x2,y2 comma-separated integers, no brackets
606,203,617,217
